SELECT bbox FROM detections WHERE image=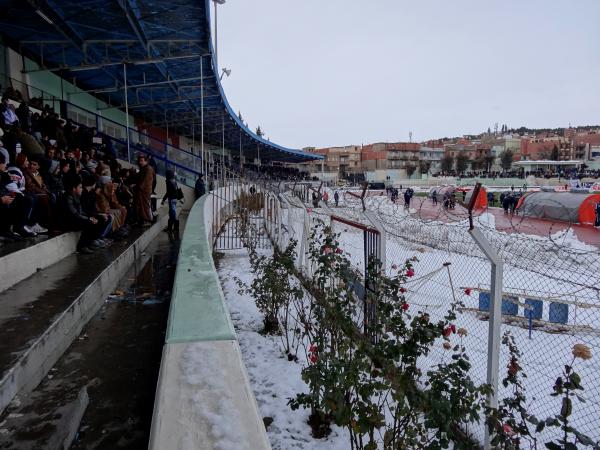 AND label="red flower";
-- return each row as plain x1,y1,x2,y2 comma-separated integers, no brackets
322,246,332,254
399,287,406,293
335,248,343,254
464,288,472,296
406,269,415,278
502,424,515,437
443,327,452,337
401,303,409,311
450,324,456,334
307,208,312,213
391,264,398,270
309,354,318,364
309,344,317,353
